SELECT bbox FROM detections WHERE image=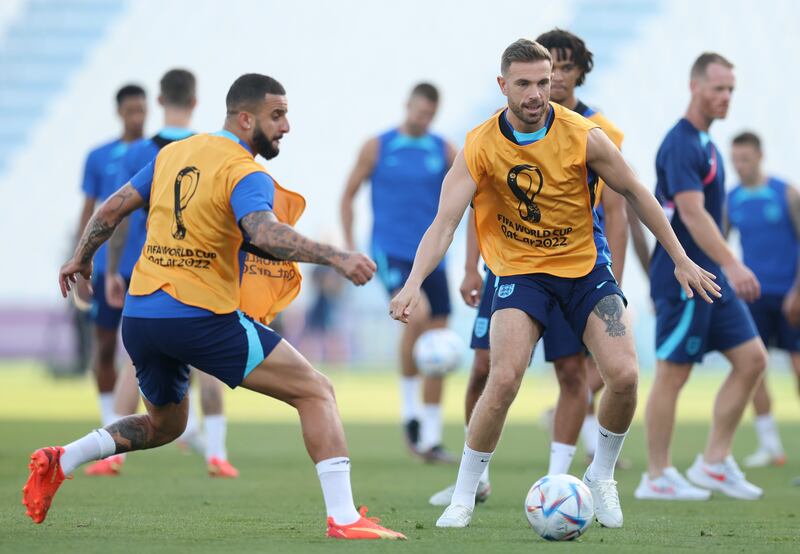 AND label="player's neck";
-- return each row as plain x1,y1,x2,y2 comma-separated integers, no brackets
740,173,766,187
505,105,549,133
554,95,578,112
684,103,713,132
163,108,192,130
399,122,427,138
121,129,143,143
221,123,255,155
